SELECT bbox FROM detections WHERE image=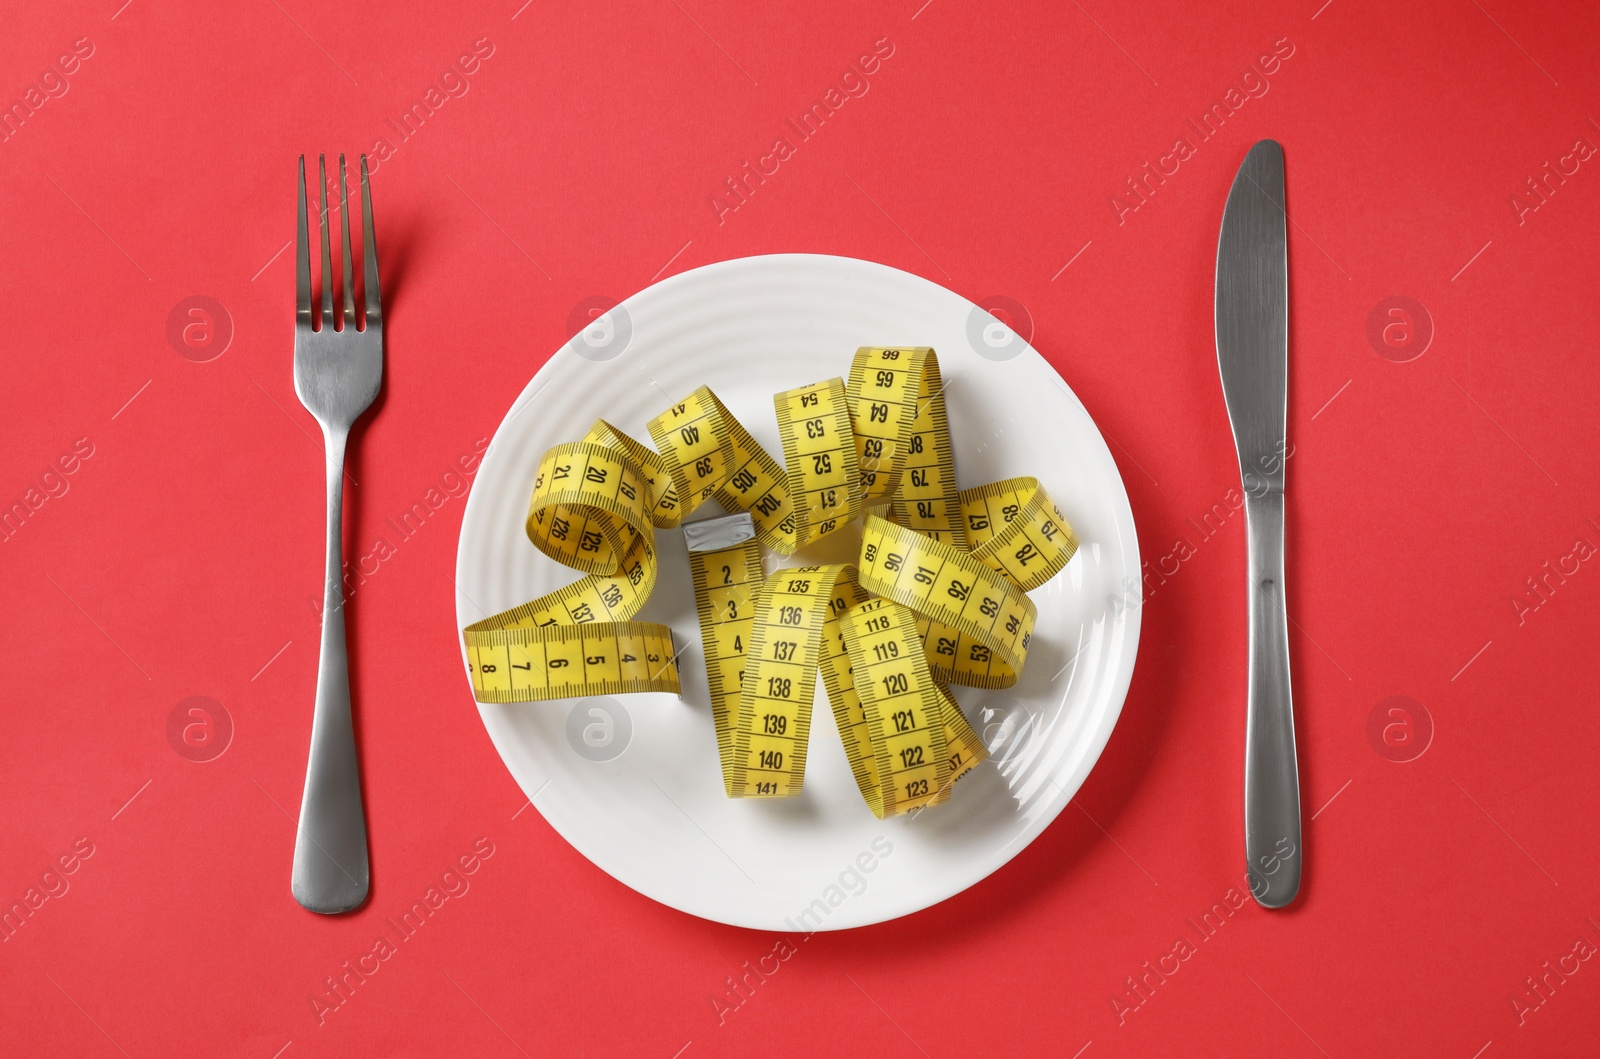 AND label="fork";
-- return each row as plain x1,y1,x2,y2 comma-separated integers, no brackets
291,153,382,914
